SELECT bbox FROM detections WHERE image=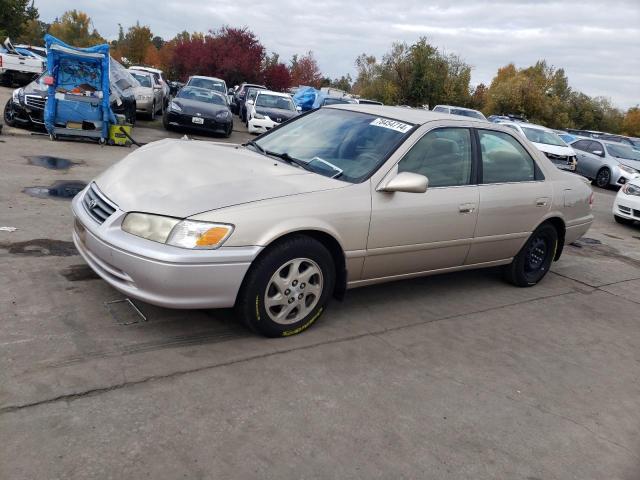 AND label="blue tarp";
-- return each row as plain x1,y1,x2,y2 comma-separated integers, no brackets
44,34,114,139
292,86,323,111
